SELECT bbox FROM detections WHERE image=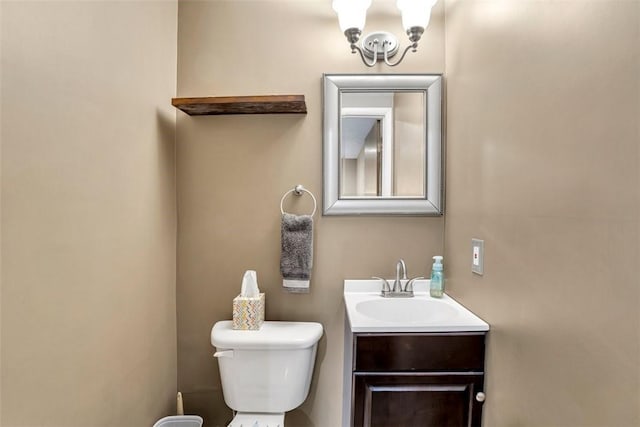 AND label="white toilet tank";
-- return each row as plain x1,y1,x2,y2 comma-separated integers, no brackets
211,321,323,413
